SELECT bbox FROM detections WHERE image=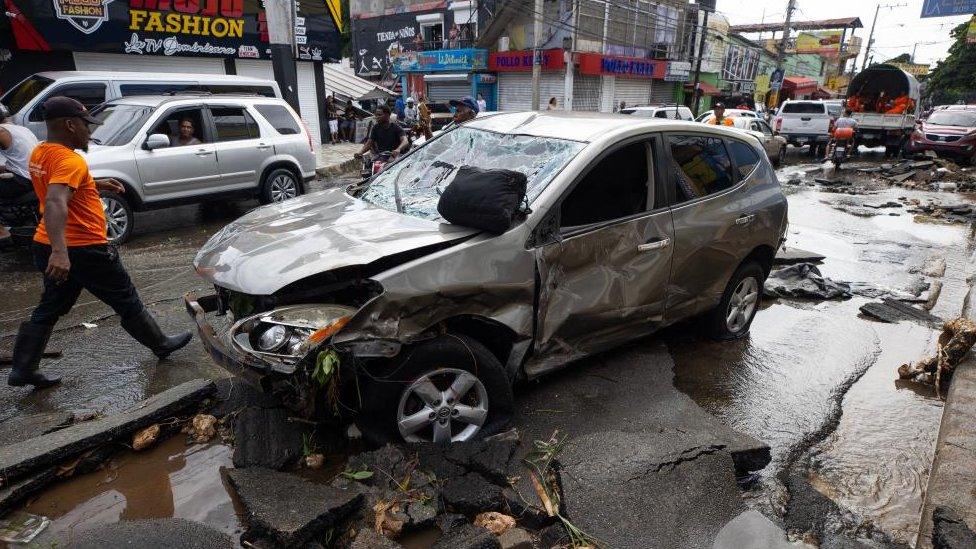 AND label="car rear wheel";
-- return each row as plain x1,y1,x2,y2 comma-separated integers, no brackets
706,261,765,341
260,168,301,205
359,334,514,445
100,191,133,244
